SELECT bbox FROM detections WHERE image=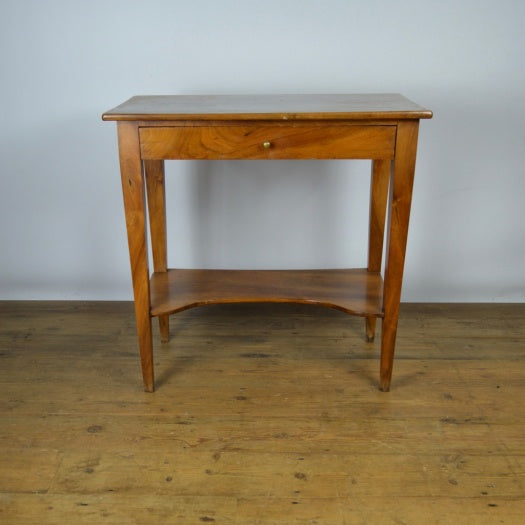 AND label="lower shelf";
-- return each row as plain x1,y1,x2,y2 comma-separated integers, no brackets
150,268,384,318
